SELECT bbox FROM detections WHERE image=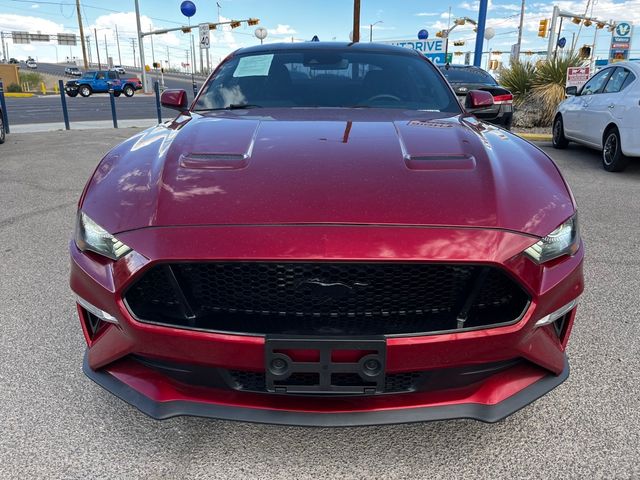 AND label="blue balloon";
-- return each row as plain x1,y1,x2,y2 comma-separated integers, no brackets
180,0,196,18
418,29,429,40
